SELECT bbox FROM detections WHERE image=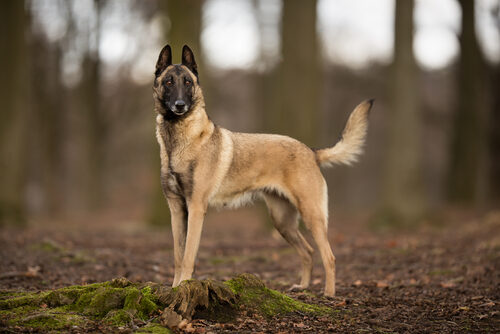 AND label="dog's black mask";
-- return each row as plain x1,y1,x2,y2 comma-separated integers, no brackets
154,44,199,121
